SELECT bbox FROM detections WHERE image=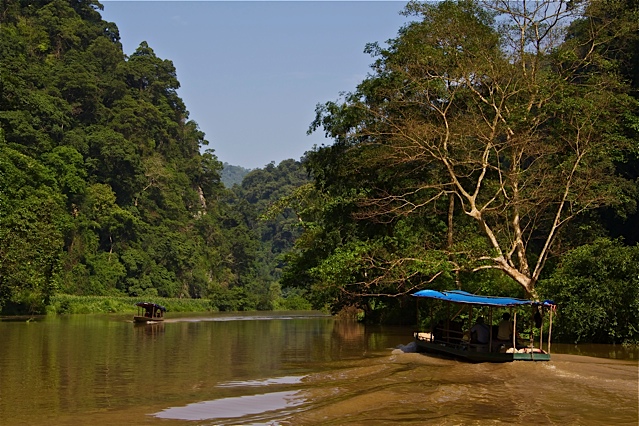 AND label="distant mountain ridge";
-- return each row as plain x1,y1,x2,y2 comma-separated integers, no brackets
221,163,252,187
